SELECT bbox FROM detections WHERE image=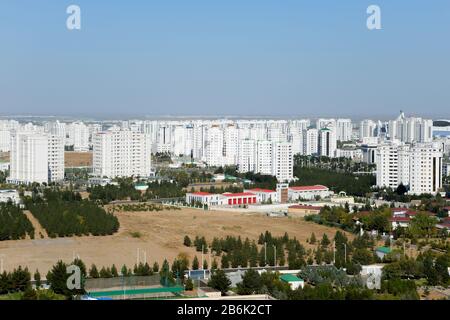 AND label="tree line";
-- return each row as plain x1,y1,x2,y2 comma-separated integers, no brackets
0,203,34,241
27,200,119,238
